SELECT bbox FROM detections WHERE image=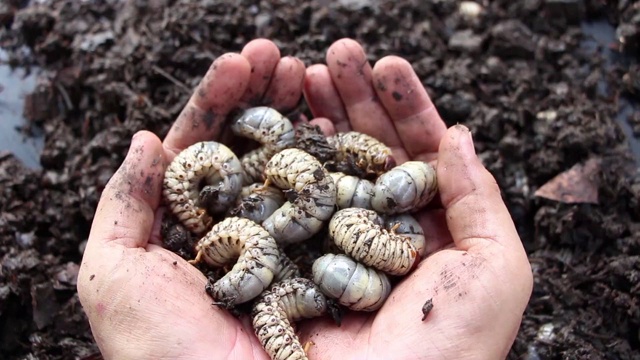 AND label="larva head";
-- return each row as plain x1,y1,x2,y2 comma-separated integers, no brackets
370,150,396,175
